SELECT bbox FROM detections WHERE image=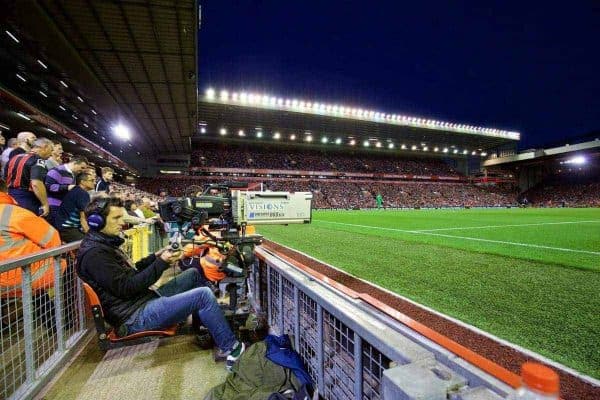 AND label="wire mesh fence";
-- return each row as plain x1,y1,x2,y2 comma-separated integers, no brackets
0,224,166,400
261,258,391,400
